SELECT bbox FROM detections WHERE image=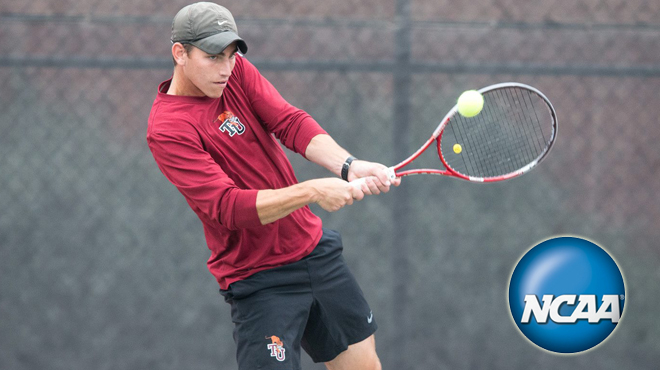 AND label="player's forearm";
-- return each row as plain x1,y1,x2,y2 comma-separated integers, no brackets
255,182,320,225
304,134,352,177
